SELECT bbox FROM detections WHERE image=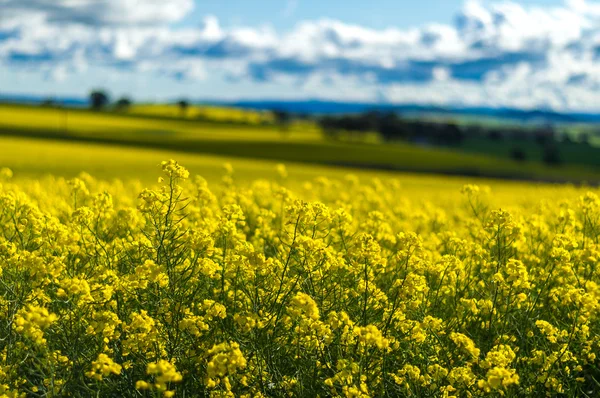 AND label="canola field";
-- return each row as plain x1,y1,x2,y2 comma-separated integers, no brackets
2,104,600,183
128,104,276,125
0,158,599,397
